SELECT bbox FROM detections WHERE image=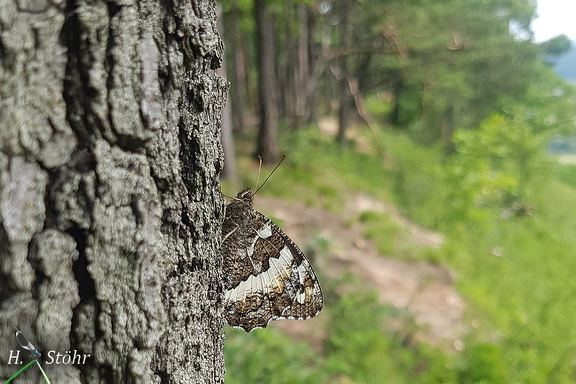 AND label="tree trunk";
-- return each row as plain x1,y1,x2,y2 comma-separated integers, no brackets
254,0,279,164
280,1,293,122
285,3,315,130
218,5,238,182
226,1,247,134
336,2,351,146
0,0,226,382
